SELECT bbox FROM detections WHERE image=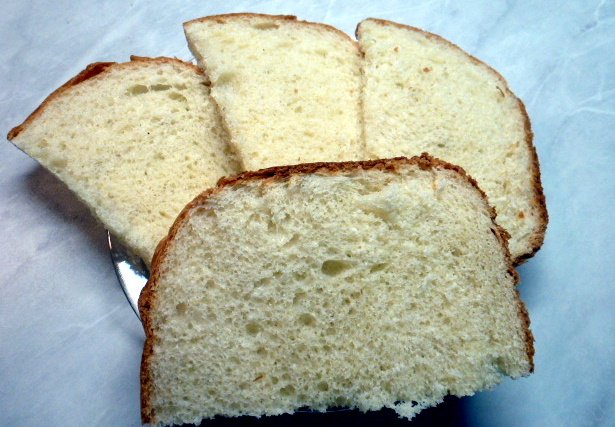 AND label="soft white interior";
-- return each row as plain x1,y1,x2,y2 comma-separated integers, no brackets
146,163,531,426
185,15,365,170
11,59,240,264
357,19,541,259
